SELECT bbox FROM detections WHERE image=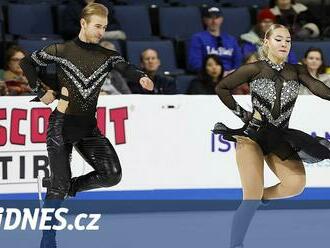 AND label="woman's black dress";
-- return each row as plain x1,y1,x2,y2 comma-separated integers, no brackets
213,58,330,163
